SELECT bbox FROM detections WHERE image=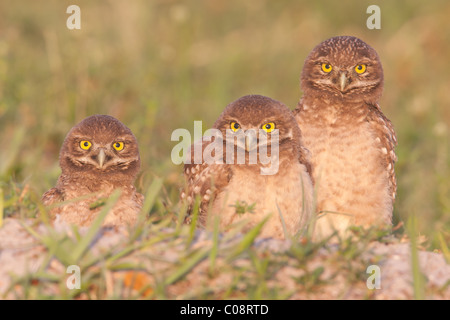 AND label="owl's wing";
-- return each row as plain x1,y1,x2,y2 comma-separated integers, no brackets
41,187,64,219
42,187,64,206
134,192,144,207
368,104,398,202
182,139,232,226
292,102,314,181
